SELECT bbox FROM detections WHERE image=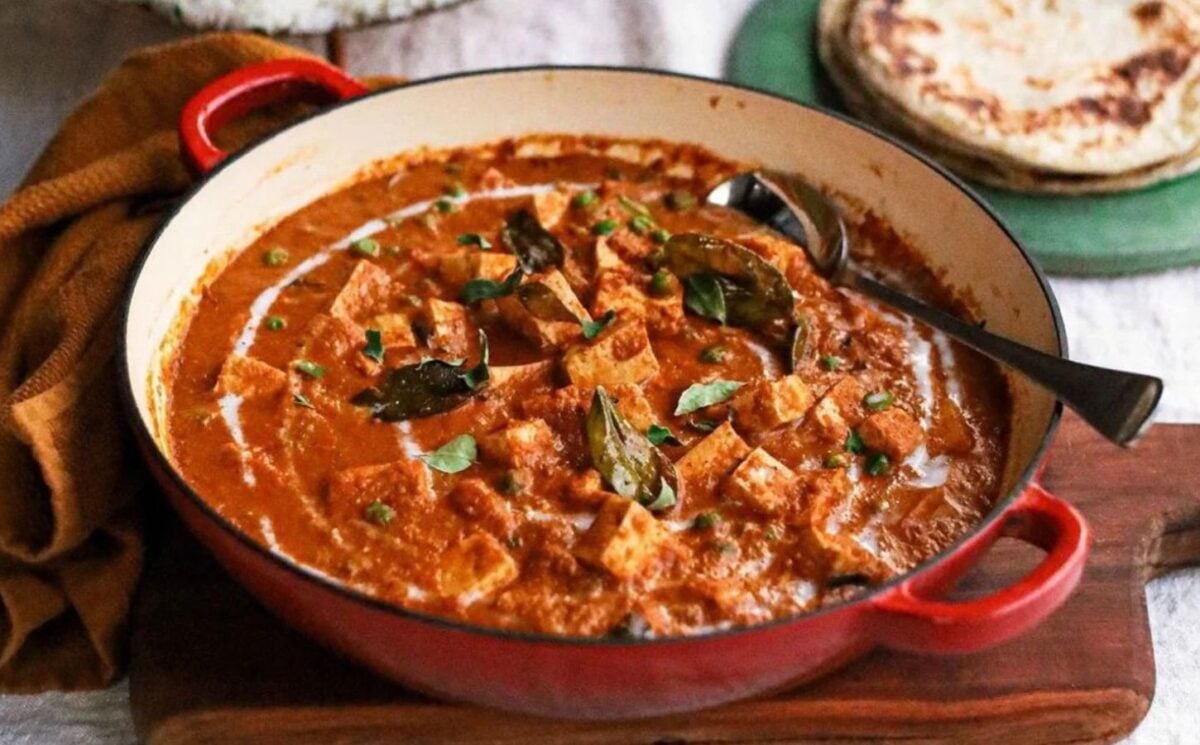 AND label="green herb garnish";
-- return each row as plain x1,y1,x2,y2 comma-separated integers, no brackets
364,500,396,526
845,429,866,454
435,198,455,214
572,190,598,208
592,219,619,236
262,247,289,267
293,360,325,379
351,238,381,258
292,393,315,409
674,380,742,415
456,233,492,250
651,228,671,245
420,434,477,474
864,391,895,411
581,309,617,340
820,354,843,372
683,273,727,324
698,345,728,364
363,329,385,363
691,512,720,531
865,453,891,476
265,316,286,331
461,267,523,304
445,182,467,198
646,424,678,446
